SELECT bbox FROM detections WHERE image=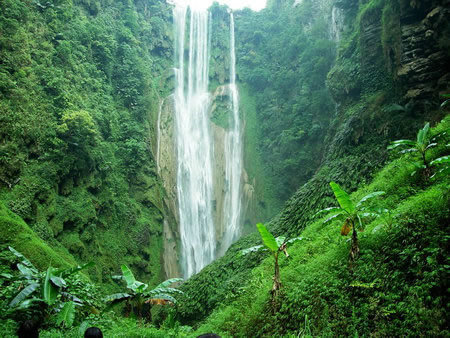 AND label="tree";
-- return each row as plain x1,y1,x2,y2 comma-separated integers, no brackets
316,182,385,263
243,223,301,305
105,265,183,321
